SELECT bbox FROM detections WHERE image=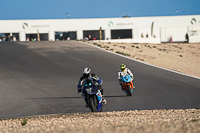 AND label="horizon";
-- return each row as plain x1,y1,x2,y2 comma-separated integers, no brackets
1,14,200,21
0,0,200,20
